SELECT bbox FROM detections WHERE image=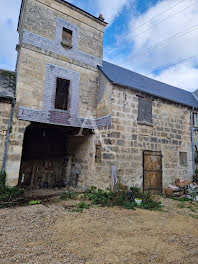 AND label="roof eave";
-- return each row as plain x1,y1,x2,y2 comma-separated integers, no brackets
98,67,198,110
55,0,108,26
